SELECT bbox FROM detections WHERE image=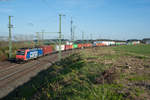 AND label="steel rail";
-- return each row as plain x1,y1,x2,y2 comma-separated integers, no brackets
0,50,75,81
0,61,39,81
0,64,19,73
